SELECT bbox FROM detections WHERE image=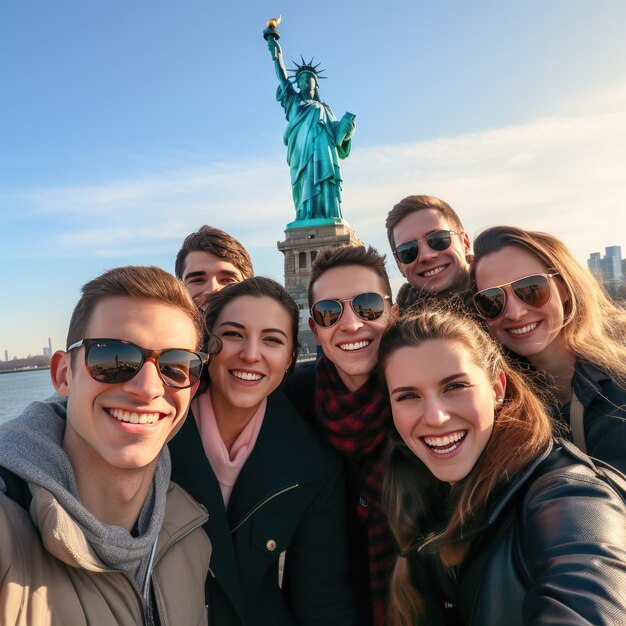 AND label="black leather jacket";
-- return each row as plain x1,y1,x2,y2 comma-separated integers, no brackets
413,440,626,625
